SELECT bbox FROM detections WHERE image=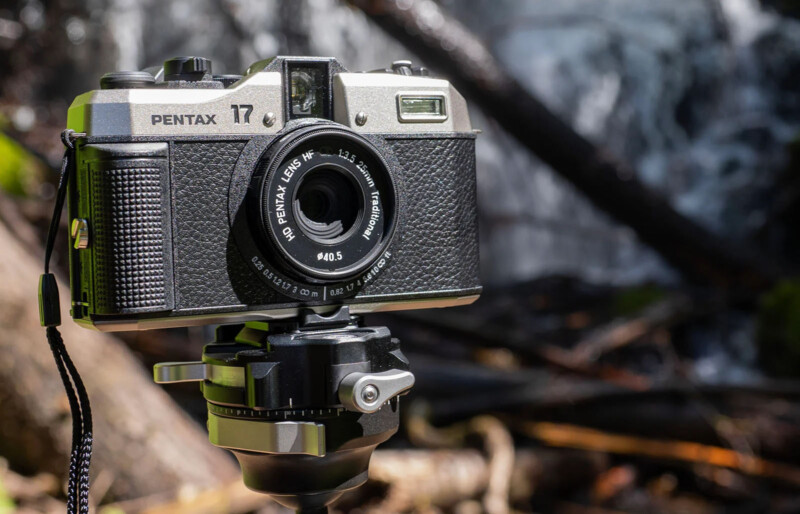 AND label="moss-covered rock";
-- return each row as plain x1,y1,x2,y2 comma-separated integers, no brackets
757,279,800,376
612,284,666,317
